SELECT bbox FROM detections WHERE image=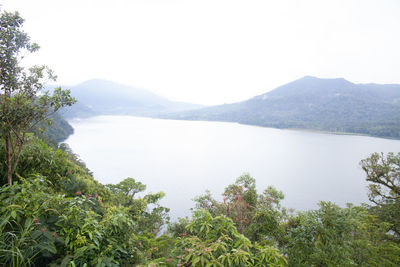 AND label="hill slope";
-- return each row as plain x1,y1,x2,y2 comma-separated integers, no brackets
31,113,74,145
61,79,204,118
164,76,400,138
